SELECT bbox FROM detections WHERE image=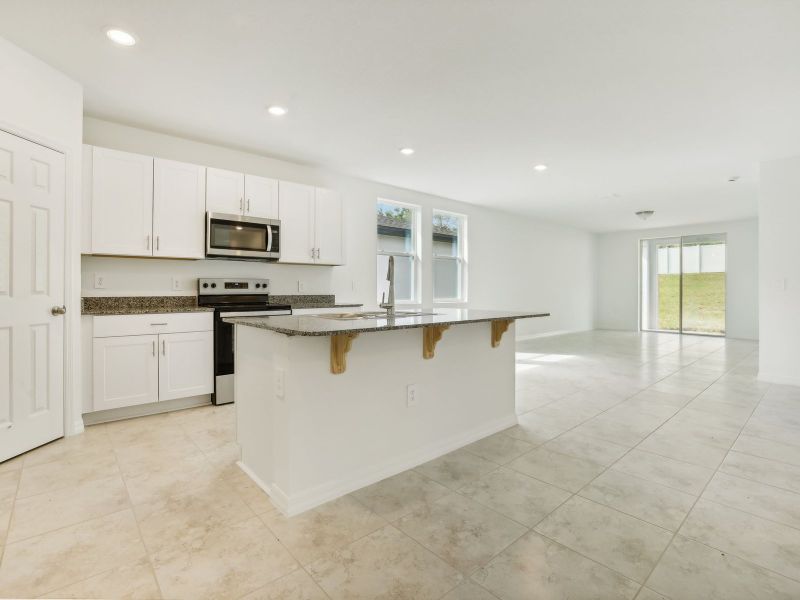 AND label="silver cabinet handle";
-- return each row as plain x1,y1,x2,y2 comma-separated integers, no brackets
50,305,66,316
247,199,251,213
311,247,315,258
152,340,156,356
162,340,166,355
156,236,160,251
239,198,243,212
146,235,151,250
150,322,168,326
316,248,320,259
